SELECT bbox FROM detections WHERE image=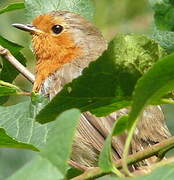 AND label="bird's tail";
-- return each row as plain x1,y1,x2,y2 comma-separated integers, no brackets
71,106,171,168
